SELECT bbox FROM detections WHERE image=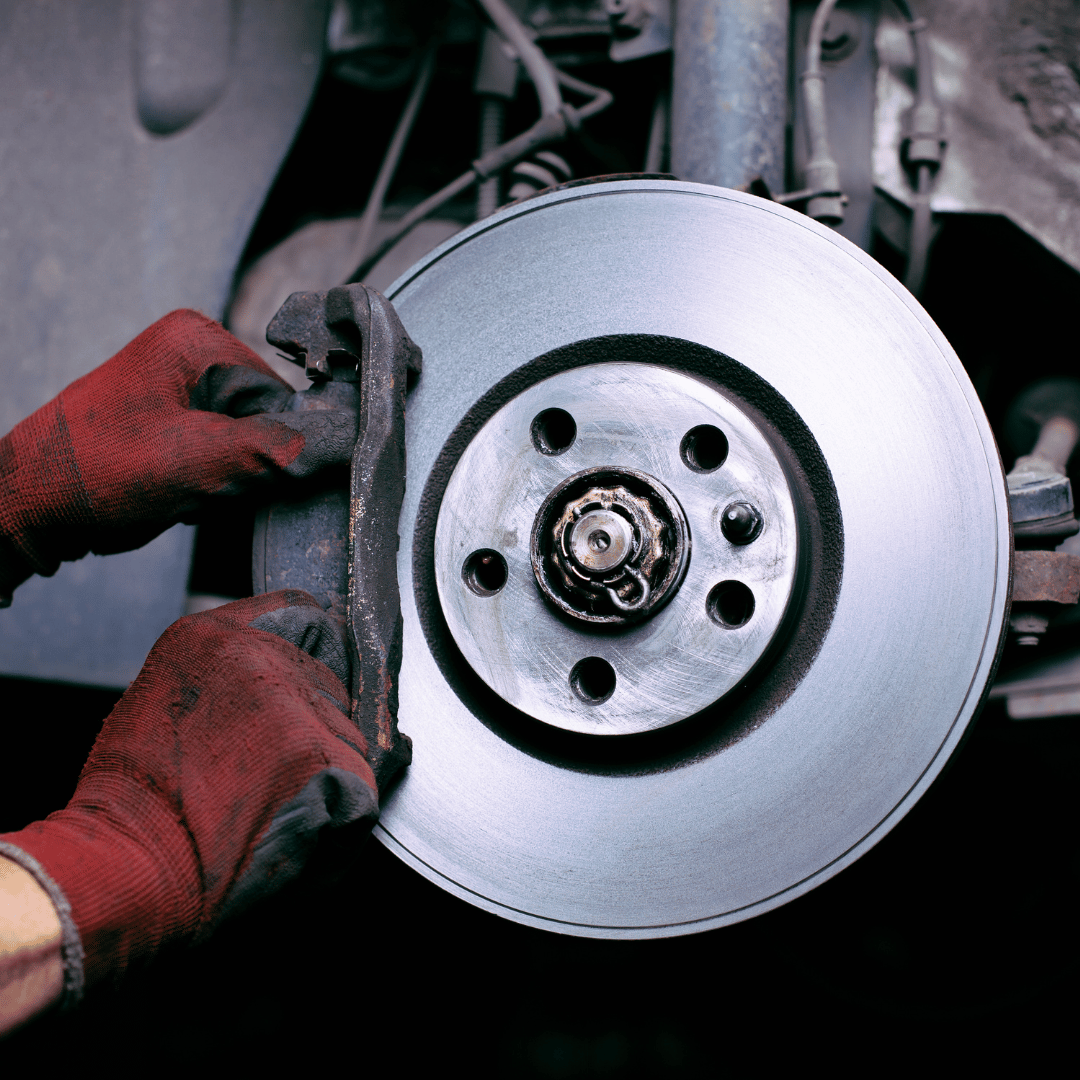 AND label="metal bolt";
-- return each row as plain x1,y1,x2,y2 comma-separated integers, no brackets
720,501,763,545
